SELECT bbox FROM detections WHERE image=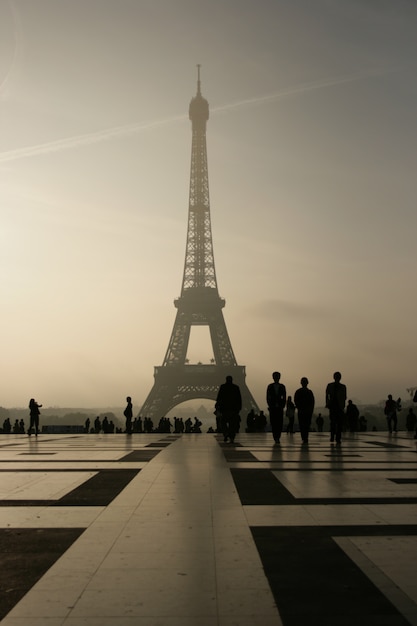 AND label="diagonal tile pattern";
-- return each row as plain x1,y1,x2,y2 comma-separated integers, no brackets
0,431,416,625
